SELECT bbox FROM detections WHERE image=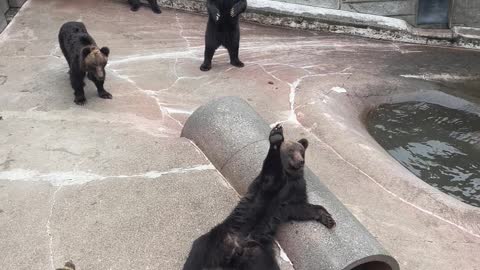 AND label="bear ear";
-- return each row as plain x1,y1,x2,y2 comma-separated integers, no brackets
298,138,309,150
81,47,92,59
100,47,110,57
